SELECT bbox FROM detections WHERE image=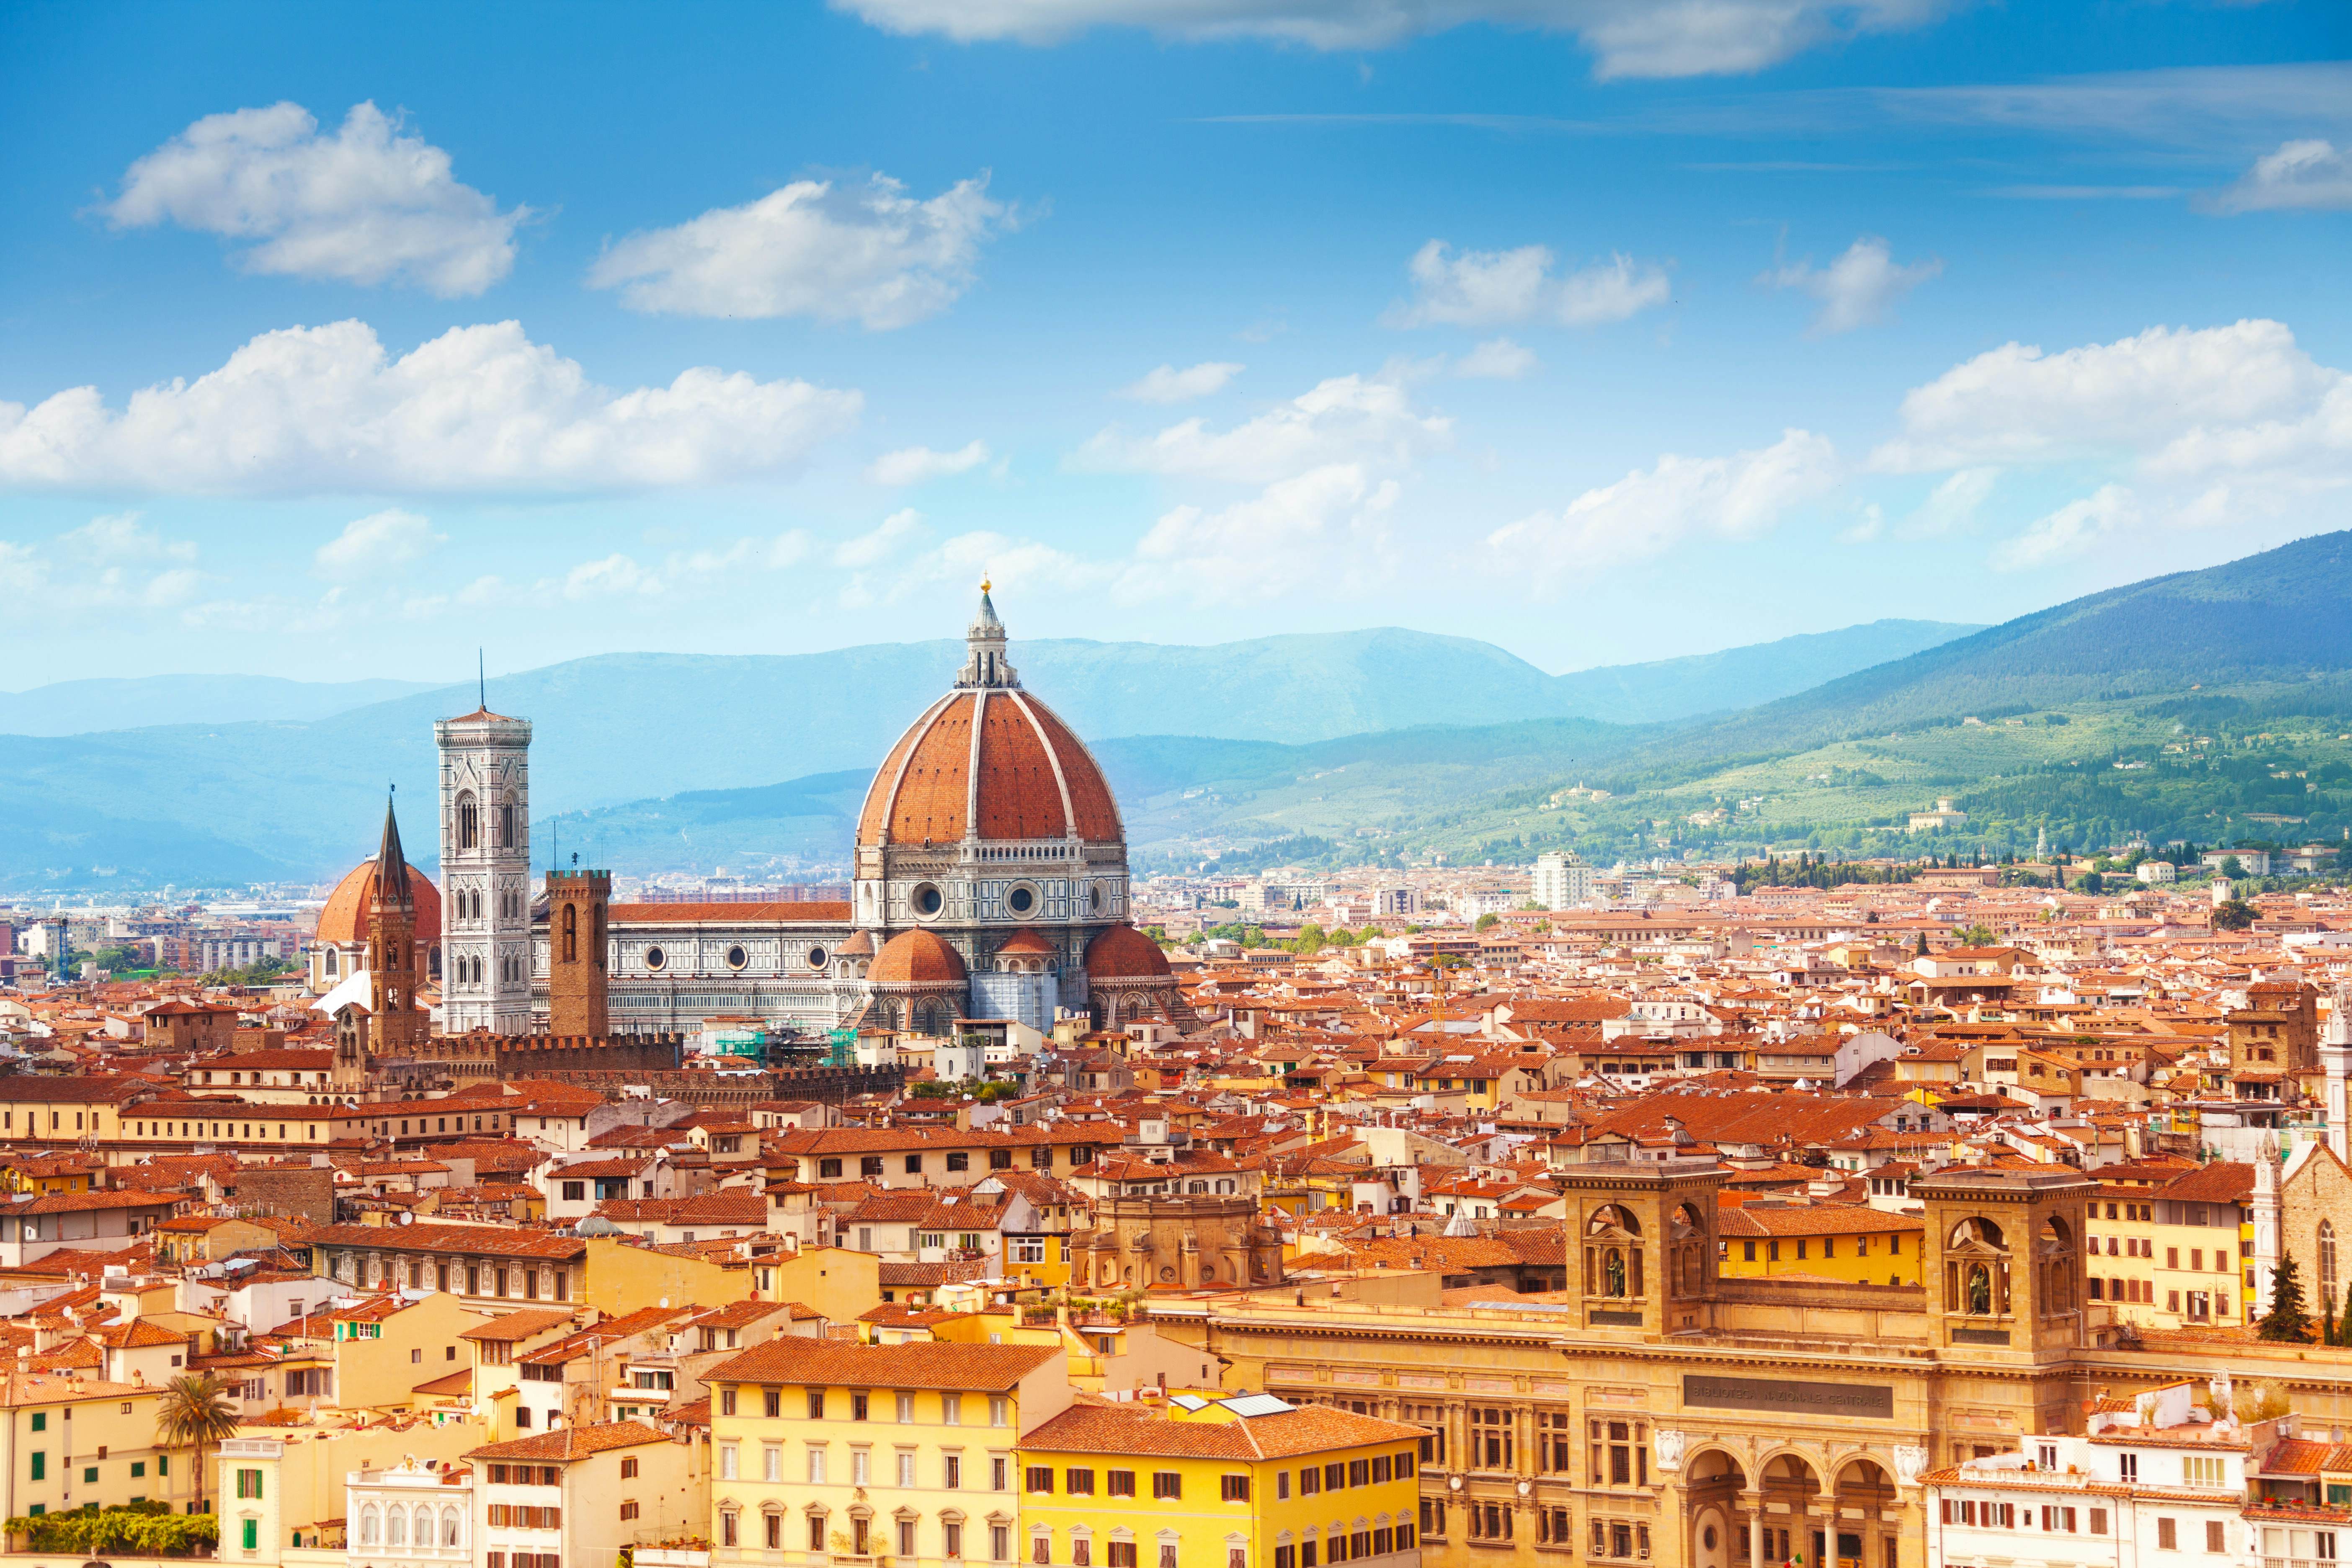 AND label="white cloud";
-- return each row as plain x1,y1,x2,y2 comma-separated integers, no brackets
586,173,1009,330
1455,338,1538,379
1877,318,2352,567
1075,372,1449,484
1873,319,2336,474
0,319,860,495
1763,236,1940,335
1487,428,1839,586
1991,484,2141,571
867,439,992,485
104,102,527,296
1902,467,1998,536
1119,362,1244,402
315,509,443,579
0,515,211,616
2201,139,2352,214
1128,464,1400,601
562,554,664,599
835,0,1950,80
1385,241,1670,328
834,508,928,569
